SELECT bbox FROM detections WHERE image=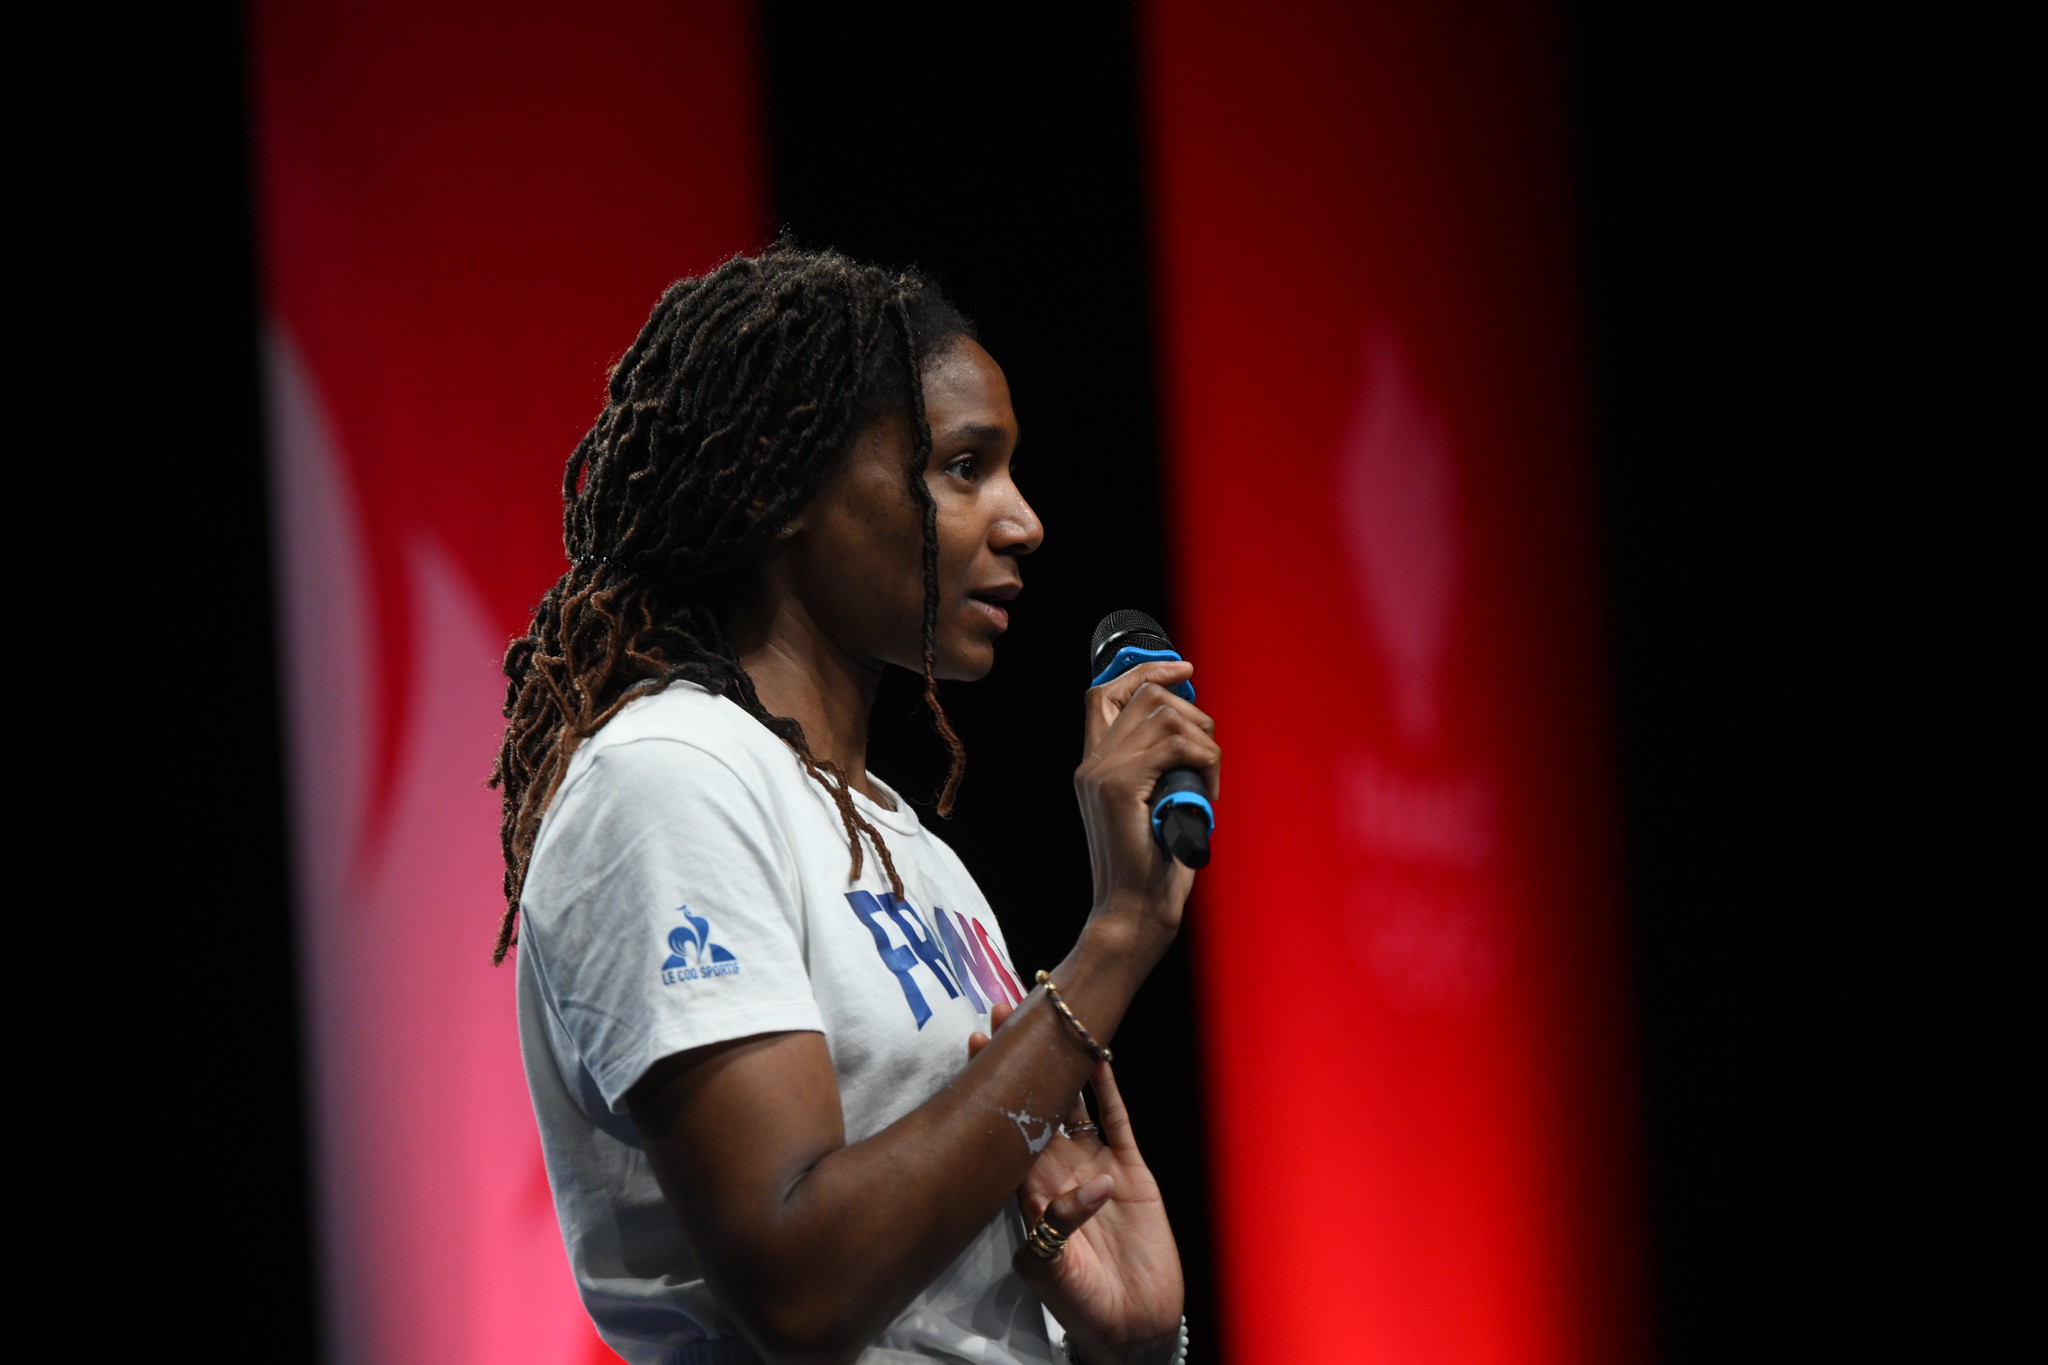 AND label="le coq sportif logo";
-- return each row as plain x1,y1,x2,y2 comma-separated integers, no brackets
661,905,740,985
